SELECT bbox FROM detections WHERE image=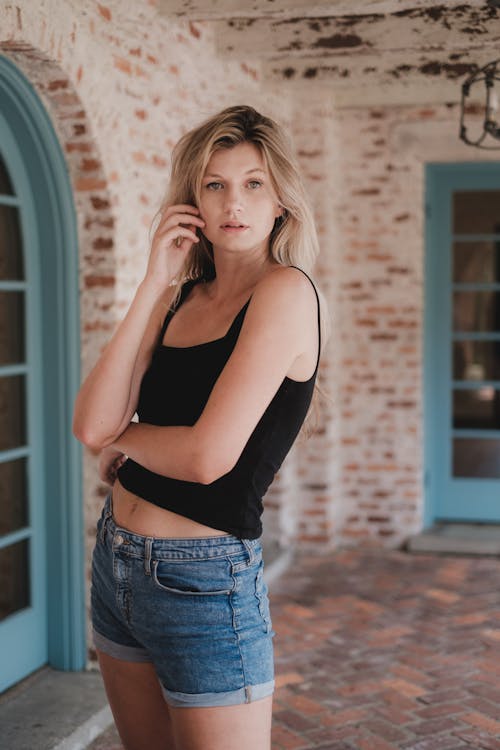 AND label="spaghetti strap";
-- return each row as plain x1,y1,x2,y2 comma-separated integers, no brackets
289,265,321,373
158,278,199,345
